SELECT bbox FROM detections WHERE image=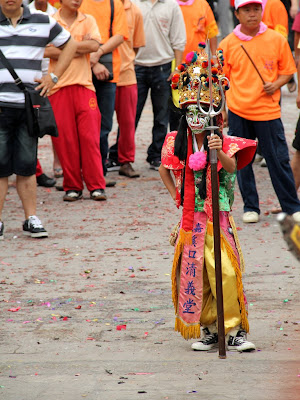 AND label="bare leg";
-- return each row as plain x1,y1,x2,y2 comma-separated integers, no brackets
291,150,300,191
52,143,62,172
0,177,8,220
16,175,36,219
